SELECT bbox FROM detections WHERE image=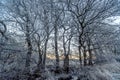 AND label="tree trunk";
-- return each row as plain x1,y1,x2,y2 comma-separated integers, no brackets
88,49,93,65
83,47,87,66
64,54,69,73
78,28,84,66
63,40,71,73
54,26,60,71
78,46,82,66
88,44,93,65
43,39,48,70
25,25,32,74
37,44,42,72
